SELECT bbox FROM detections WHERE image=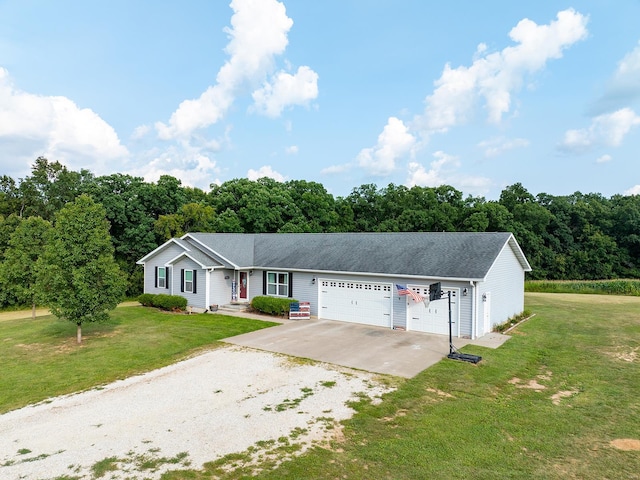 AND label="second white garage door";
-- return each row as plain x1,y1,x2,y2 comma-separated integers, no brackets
406,285,459,335
318,279,392,327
